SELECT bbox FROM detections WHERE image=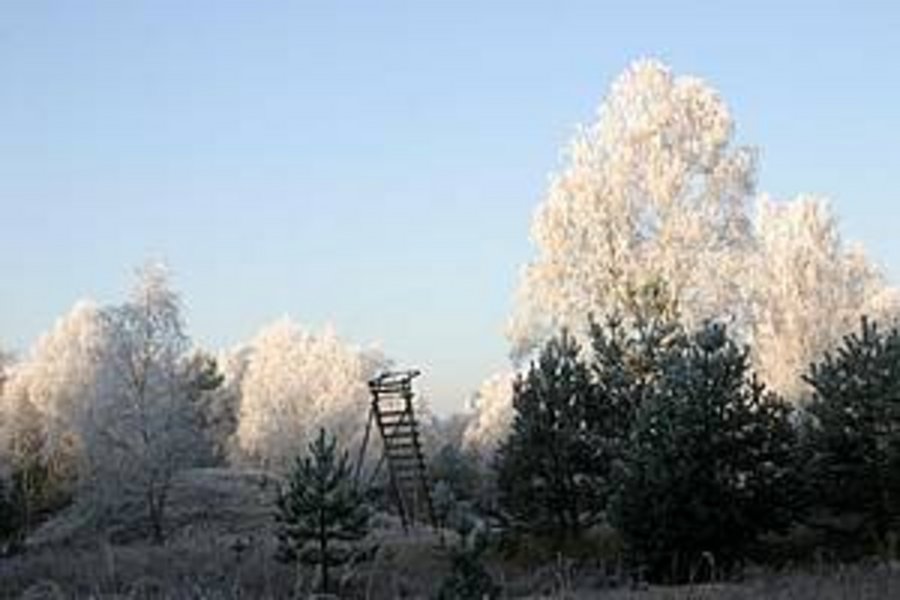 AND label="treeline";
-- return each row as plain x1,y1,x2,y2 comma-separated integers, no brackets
484,283,900,584
0,262,395,555
0,265,233,550
242,281,900,594
1,271,899,593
